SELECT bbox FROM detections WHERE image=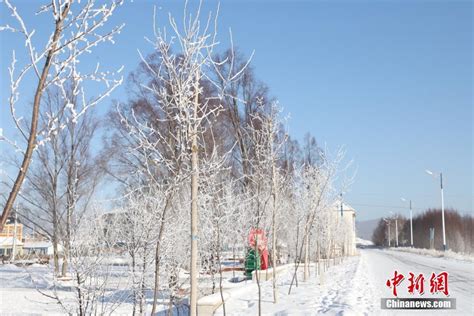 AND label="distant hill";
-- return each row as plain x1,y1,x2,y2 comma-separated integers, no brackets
356,218,380,241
